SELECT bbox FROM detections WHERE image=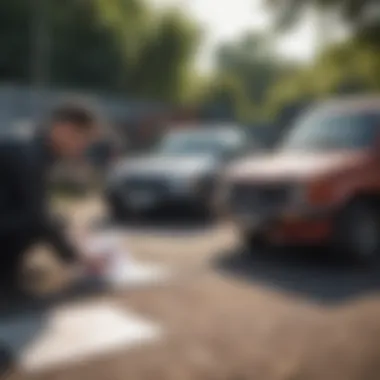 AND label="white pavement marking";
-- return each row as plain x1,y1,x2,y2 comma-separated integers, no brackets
0,302,162,373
